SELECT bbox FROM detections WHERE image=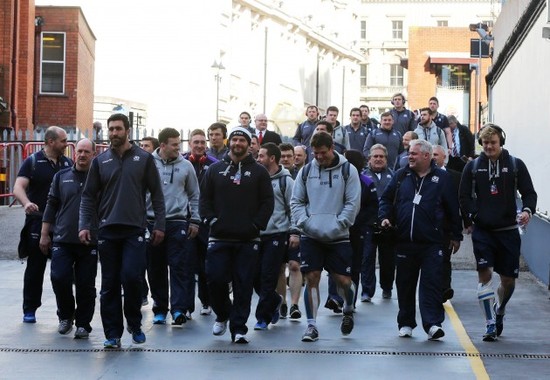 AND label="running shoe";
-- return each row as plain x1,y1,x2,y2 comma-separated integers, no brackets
301,325,319,342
